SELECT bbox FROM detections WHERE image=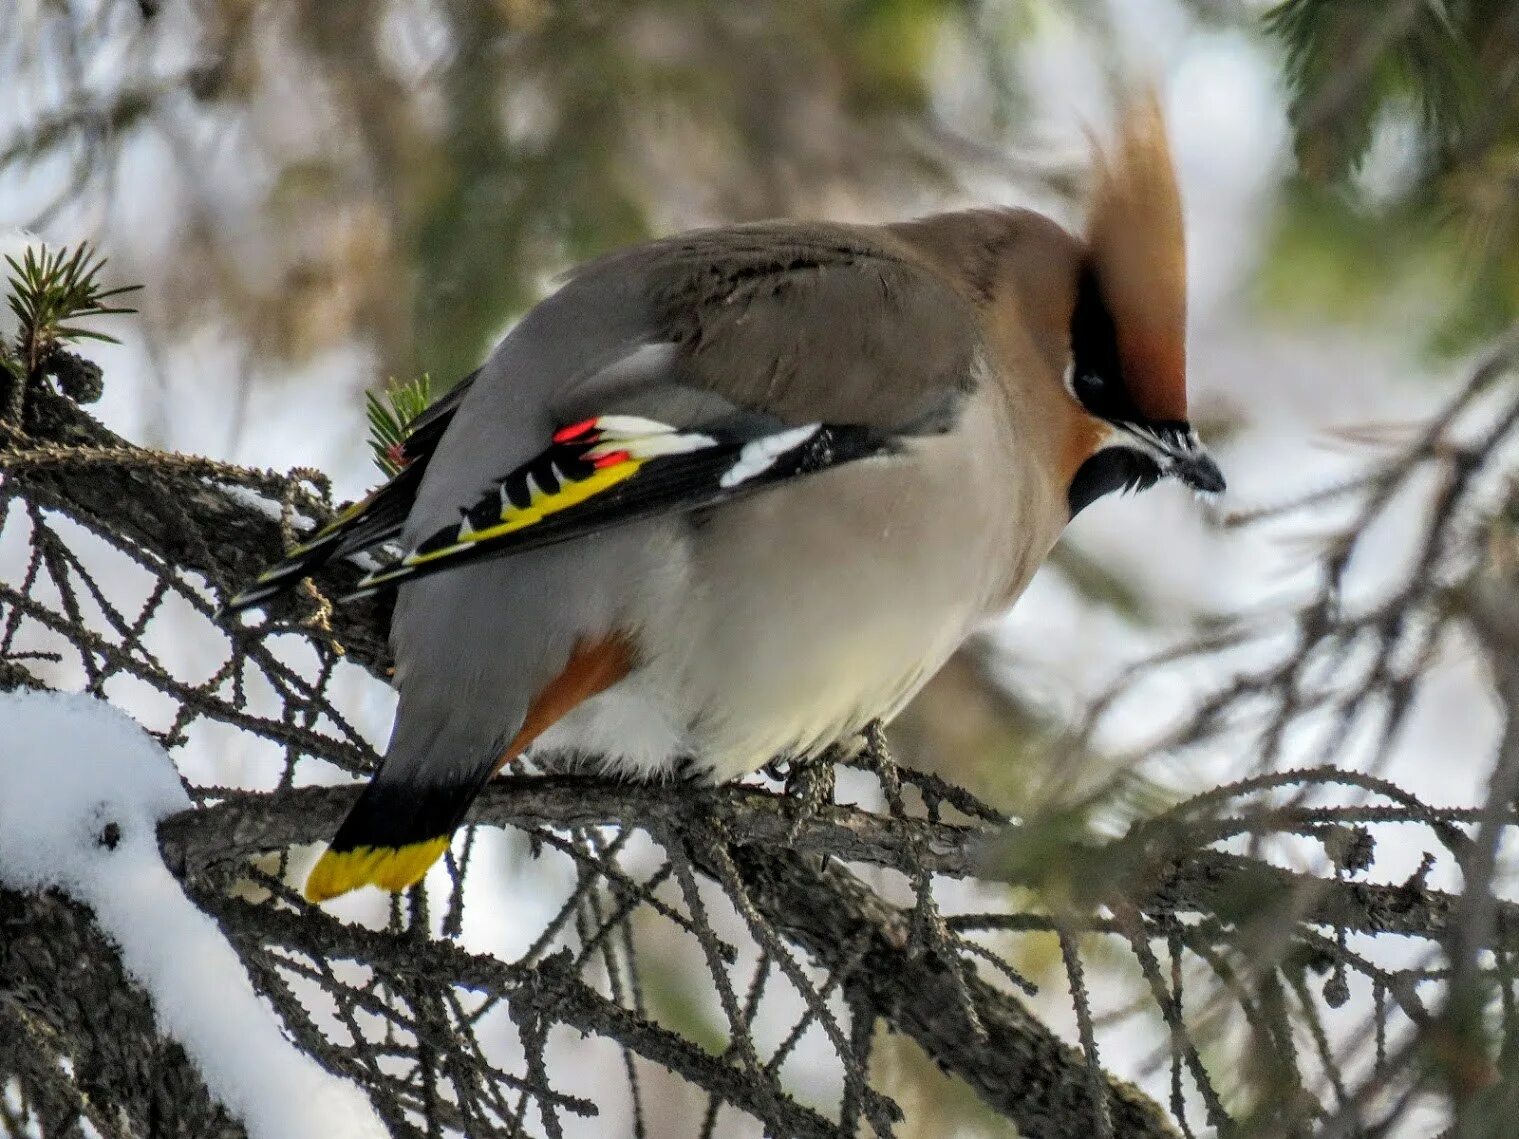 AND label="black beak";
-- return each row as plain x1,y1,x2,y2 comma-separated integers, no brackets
1112,420,1227,497
1172,449,1226,494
